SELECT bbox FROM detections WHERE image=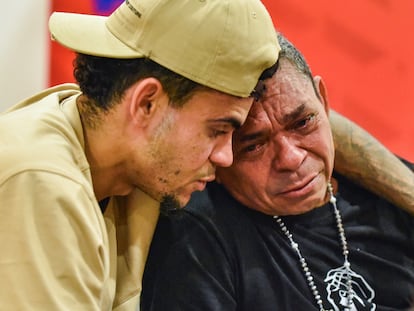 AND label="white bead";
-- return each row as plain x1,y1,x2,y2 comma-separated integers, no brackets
274,199,353,311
